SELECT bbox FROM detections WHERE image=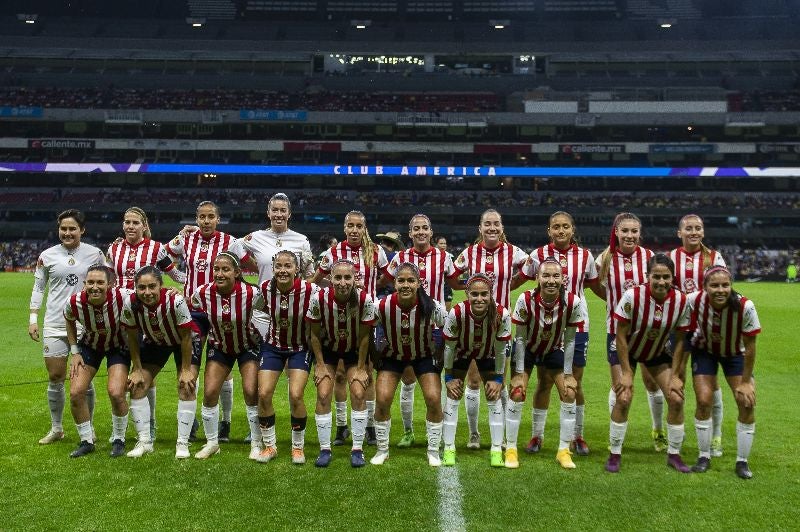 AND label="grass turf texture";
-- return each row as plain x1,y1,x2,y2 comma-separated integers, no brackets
1,273,798,530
